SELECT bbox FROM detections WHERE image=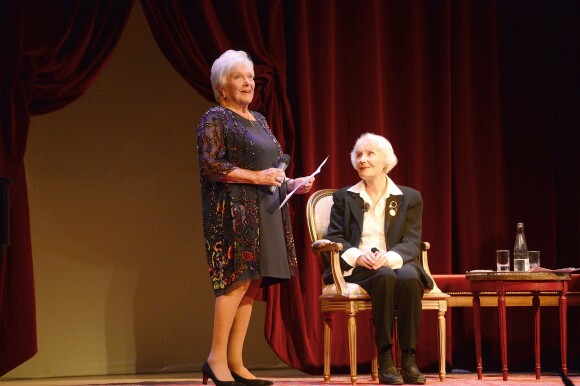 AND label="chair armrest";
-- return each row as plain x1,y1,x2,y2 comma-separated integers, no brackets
312,239,343,253
311,239,349,295
312,239,446,296
421,241,445,294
